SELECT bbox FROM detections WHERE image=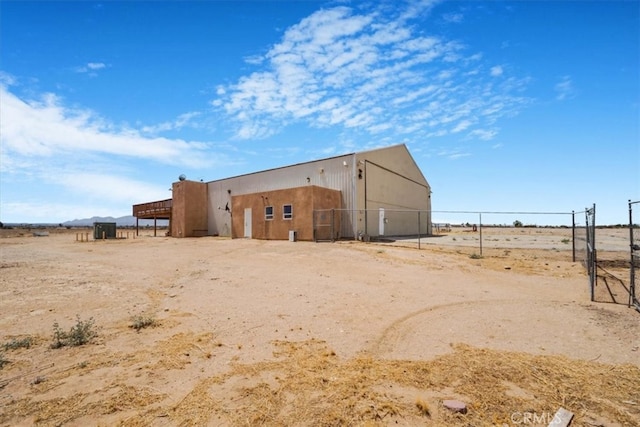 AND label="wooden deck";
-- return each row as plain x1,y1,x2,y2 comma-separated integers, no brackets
132,199,172,219
132,199,172,237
